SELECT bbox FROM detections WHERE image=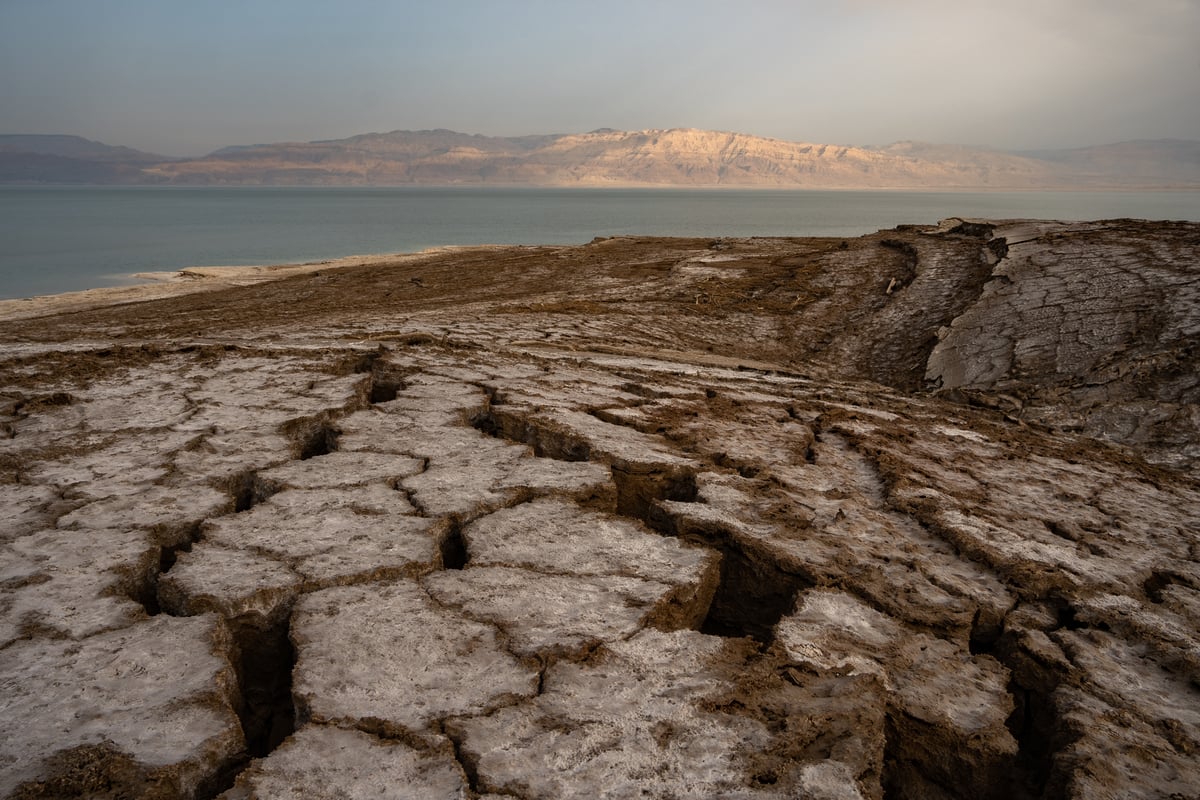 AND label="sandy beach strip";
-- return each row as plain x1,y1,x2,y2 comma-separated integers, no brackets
0,246,492,322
